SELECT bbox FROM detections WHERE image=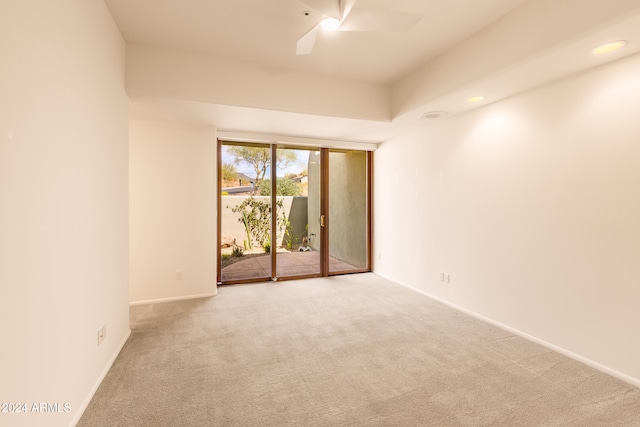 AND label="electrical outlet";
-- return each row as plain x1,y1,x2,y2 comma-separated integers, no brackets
176,270,183,280
439,271,445,282
445,274,451,284
97,324,106,346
